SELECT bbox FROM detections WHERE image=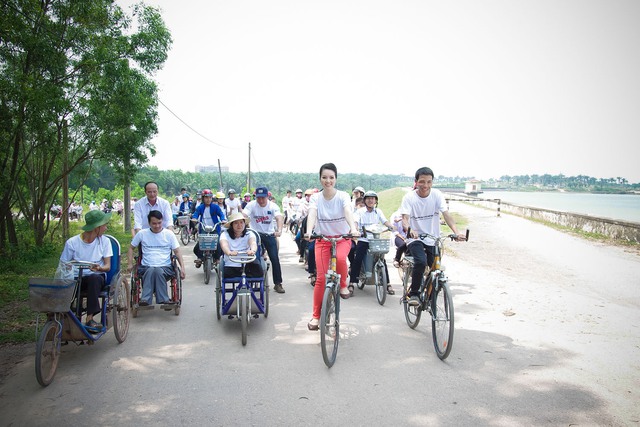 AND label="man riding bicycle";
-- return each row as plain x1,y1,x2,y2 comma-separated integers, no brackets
400,167,466,306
